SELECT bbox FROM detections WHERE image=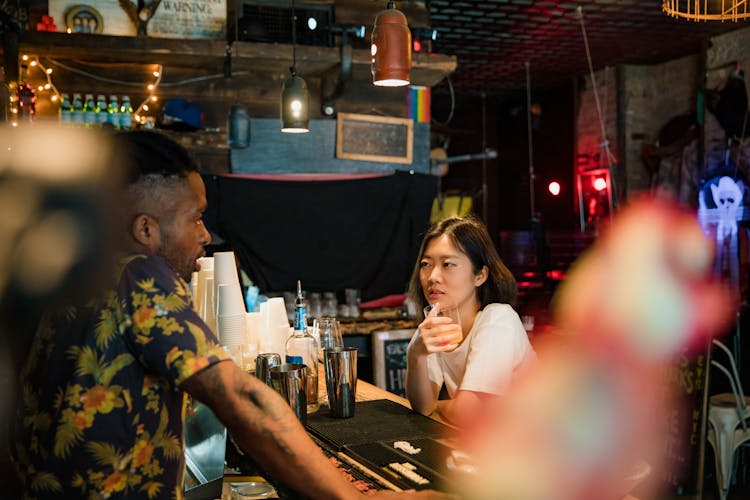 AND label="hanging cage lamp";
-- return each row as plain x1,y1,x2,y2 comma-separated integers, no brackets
662,0,750,21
